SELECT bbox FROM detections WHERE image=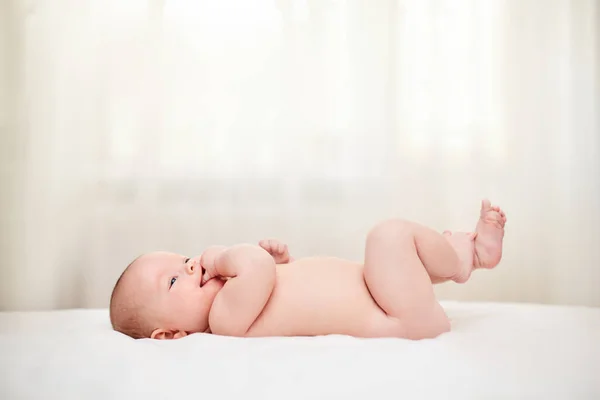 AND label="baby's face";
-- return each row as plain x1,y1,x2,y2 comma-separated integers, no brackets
127,251,225,338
